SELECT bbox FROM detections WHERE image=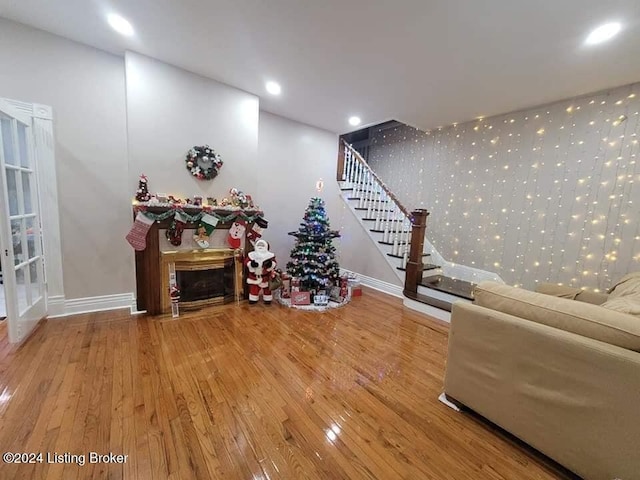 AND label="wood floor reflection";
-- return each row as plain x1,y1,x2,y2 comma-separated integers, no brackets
0,289,576,479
